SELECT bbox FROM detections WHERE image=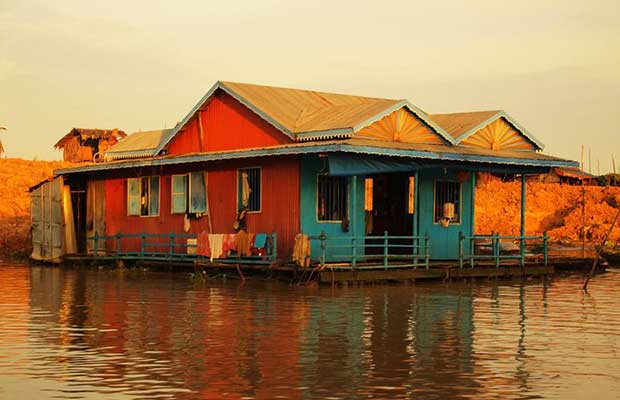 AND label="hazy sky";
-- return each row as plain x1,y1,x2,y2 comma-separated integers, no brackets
2,0,619,171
